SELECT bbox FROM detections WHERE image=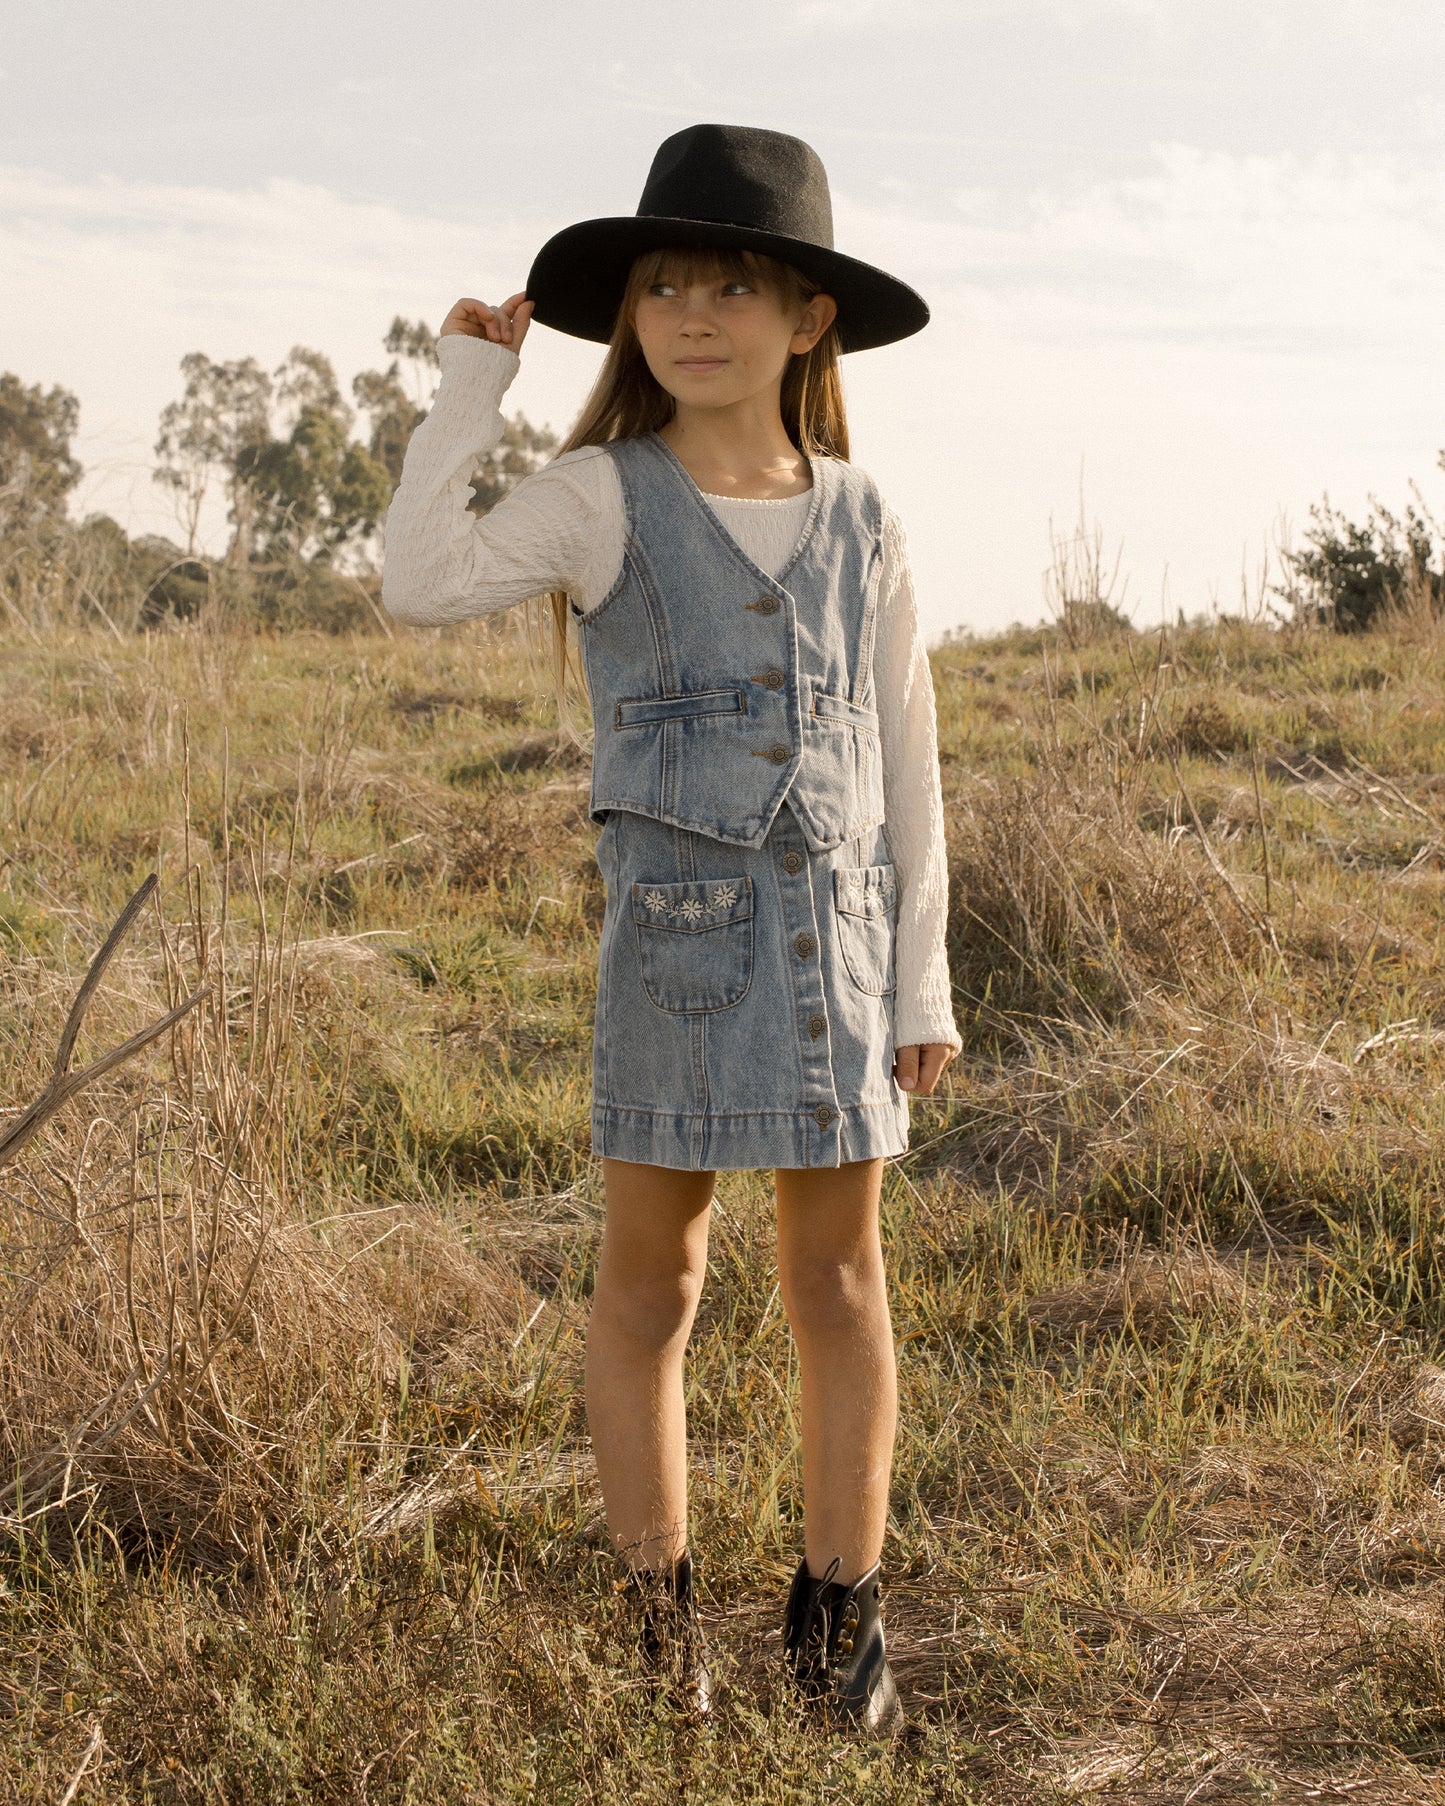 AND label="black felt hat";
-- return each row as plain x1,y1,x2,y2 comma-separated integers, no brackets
524,124,929,355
